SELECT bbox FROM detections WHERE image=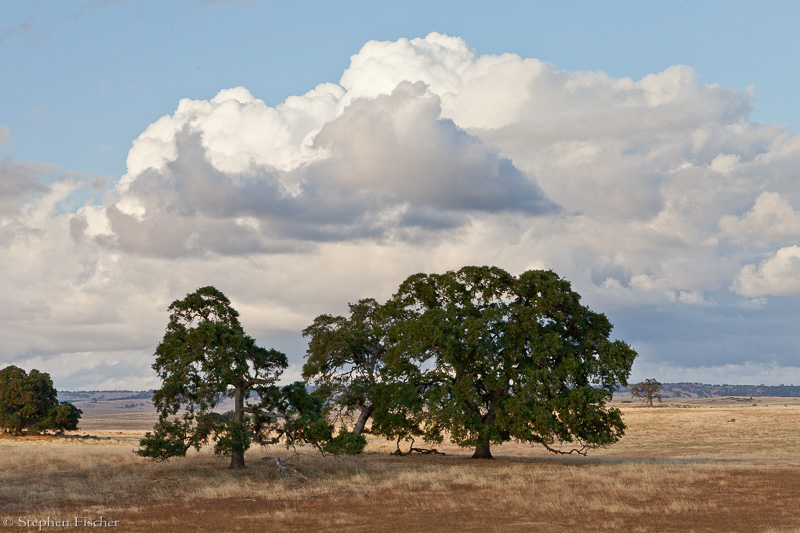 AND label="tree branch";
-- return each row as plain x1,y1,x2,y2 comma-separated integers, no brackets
537,438,596,456
259,453,308,483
